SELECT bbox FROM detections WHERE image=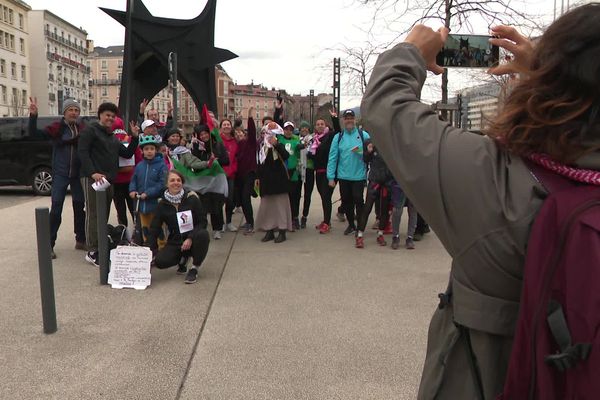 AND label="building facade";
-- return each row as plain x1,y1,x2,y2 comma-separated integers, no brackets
0,0,30,117
28,10,90,116
289,92,333,126
232,83,294,128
